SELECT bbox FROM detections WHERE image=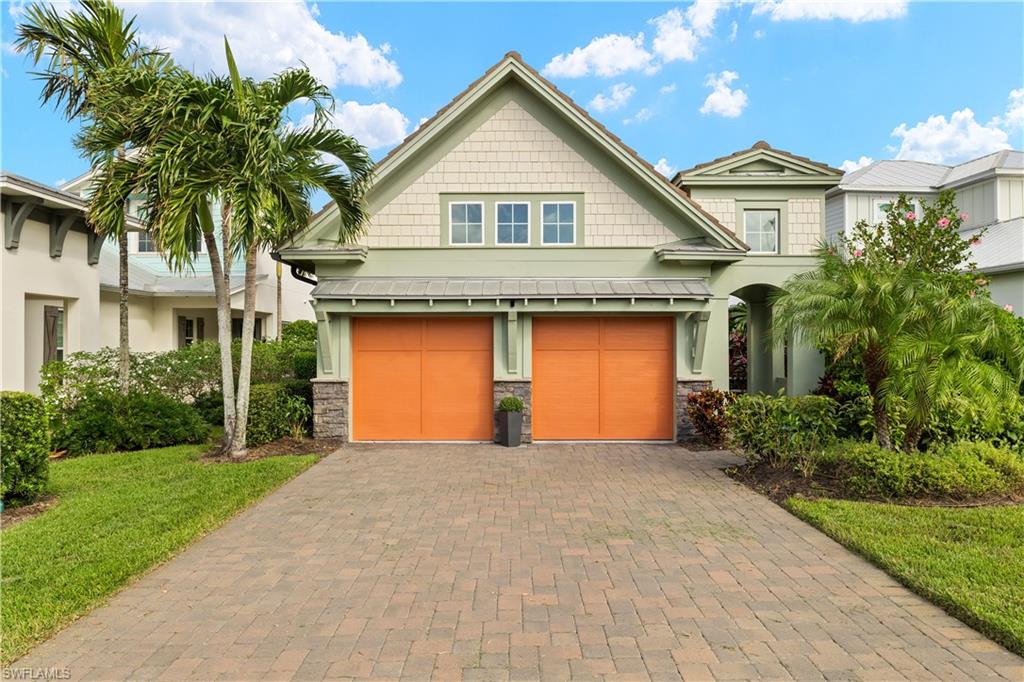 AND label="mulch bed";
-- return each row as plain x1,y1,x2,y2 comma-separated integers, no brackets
728,460,1024,508
1,495,58,529
202,437,343,463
